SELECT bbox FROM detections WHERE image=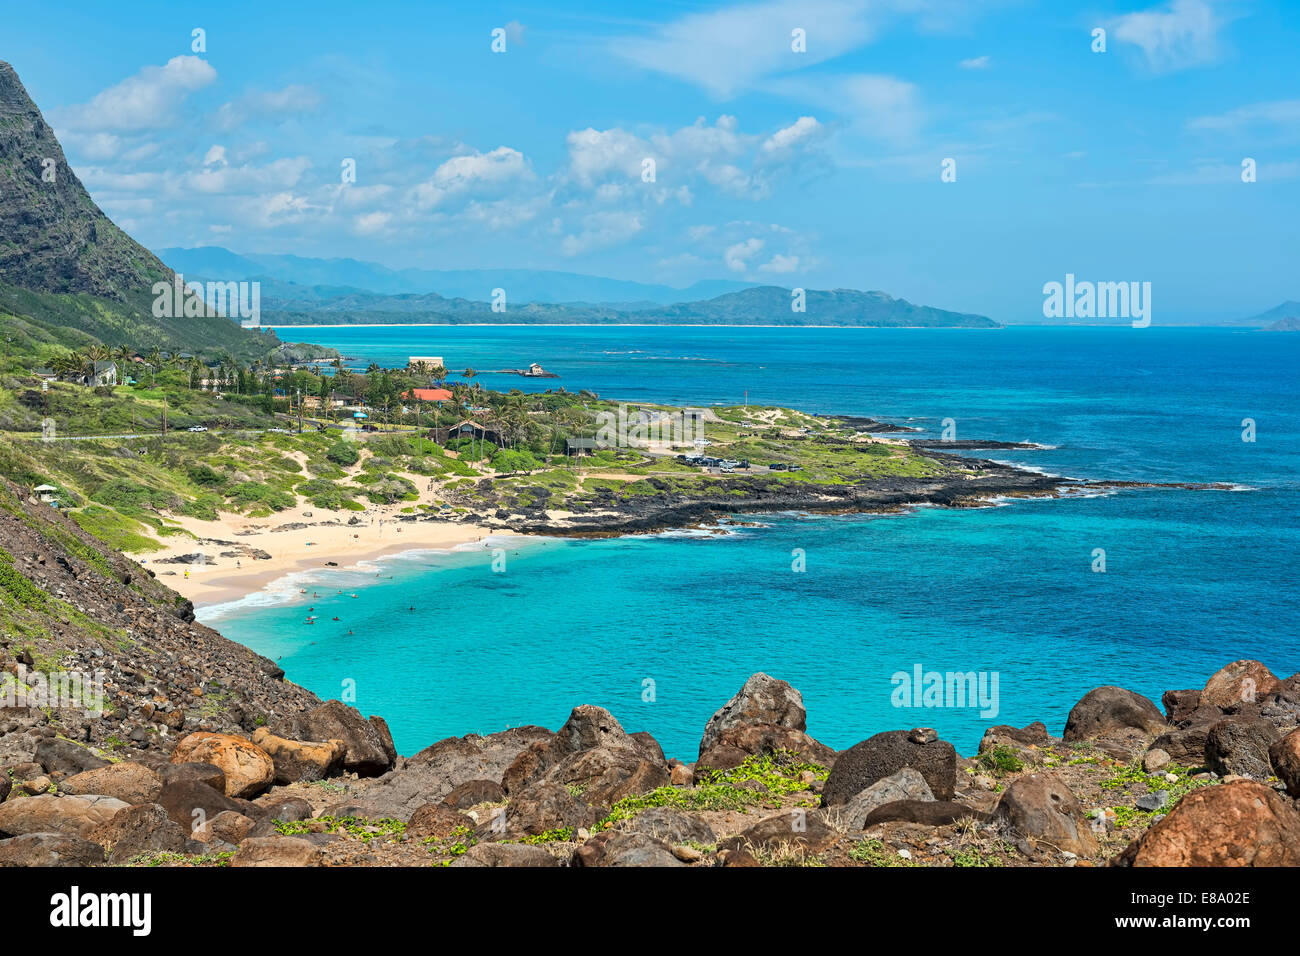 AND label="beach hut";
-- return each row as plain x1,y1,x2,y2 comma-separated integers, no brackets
34,484,59,505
